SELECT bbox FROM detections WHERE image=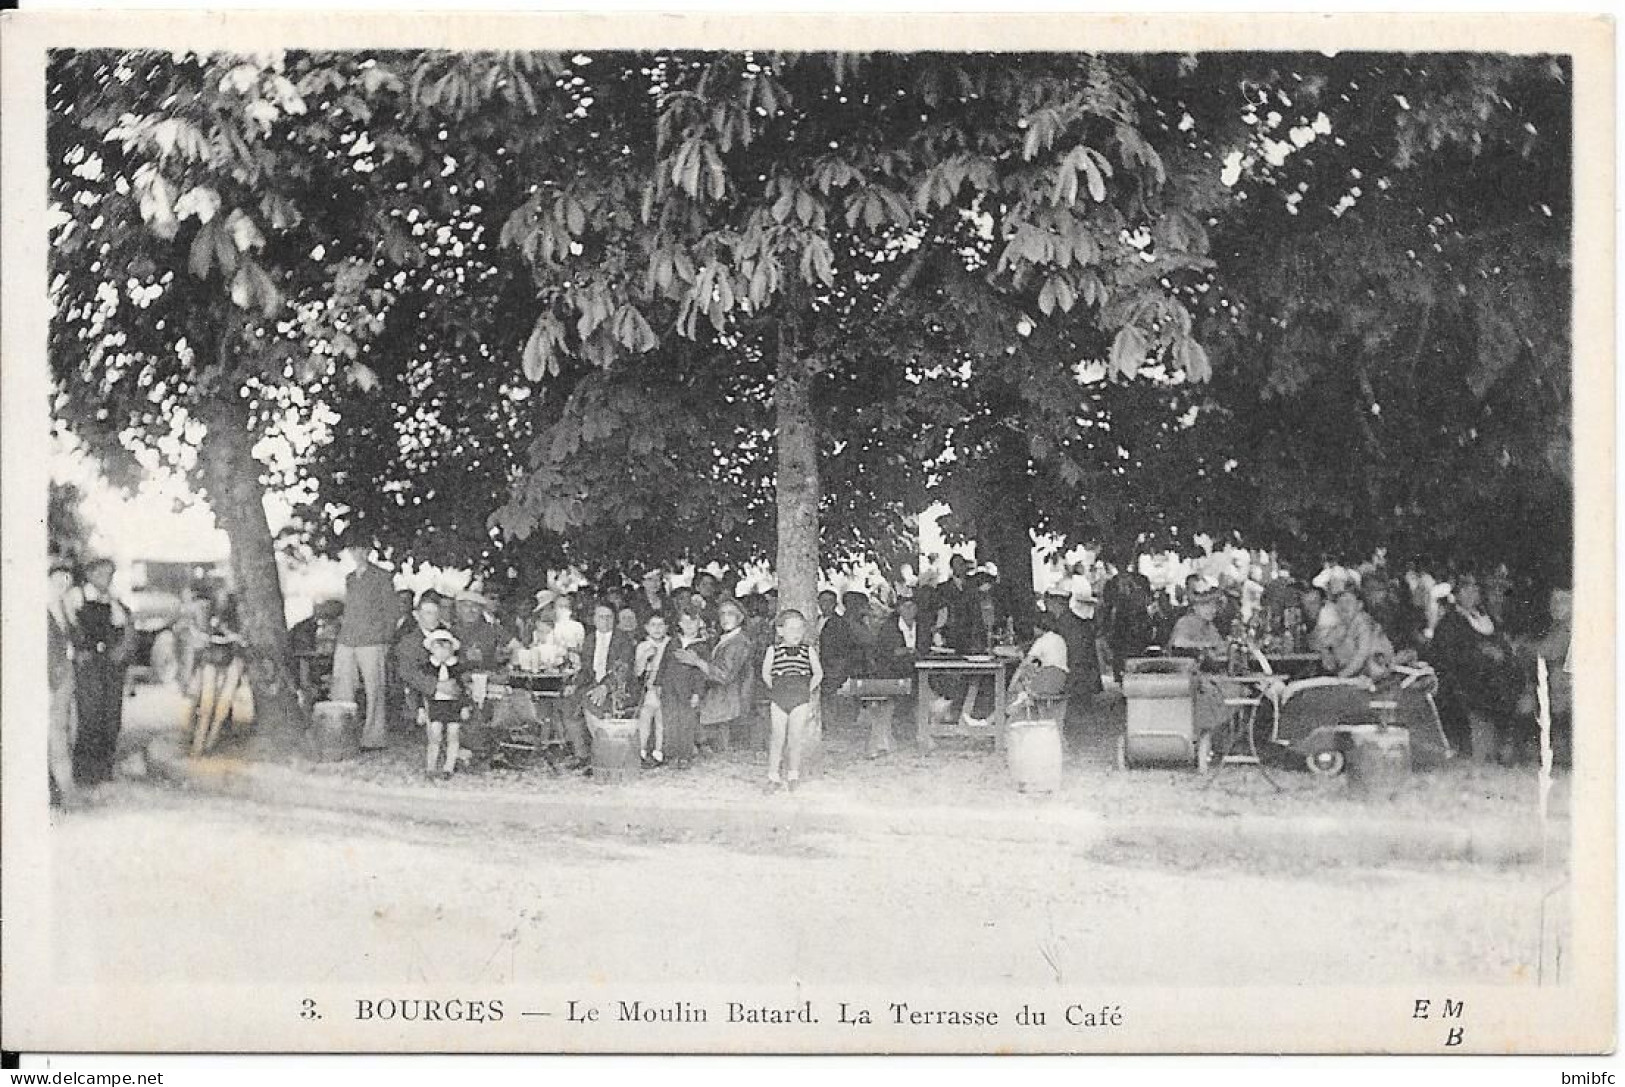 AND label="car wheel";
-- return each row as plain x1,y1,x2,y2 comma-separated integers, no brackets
1306,749,1345,777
